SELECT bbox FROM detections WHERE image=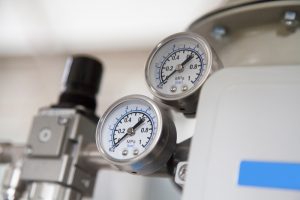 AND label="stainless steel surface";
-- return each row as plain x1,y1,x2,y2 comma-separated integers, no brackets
96,95,177,175
27,115,67,156
21,108,99,198
145,32,223,114
22,155,72,182
25,182,81,200
79,144,114,171
0,144,27,200
2,162,25,200
188,0,300,67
